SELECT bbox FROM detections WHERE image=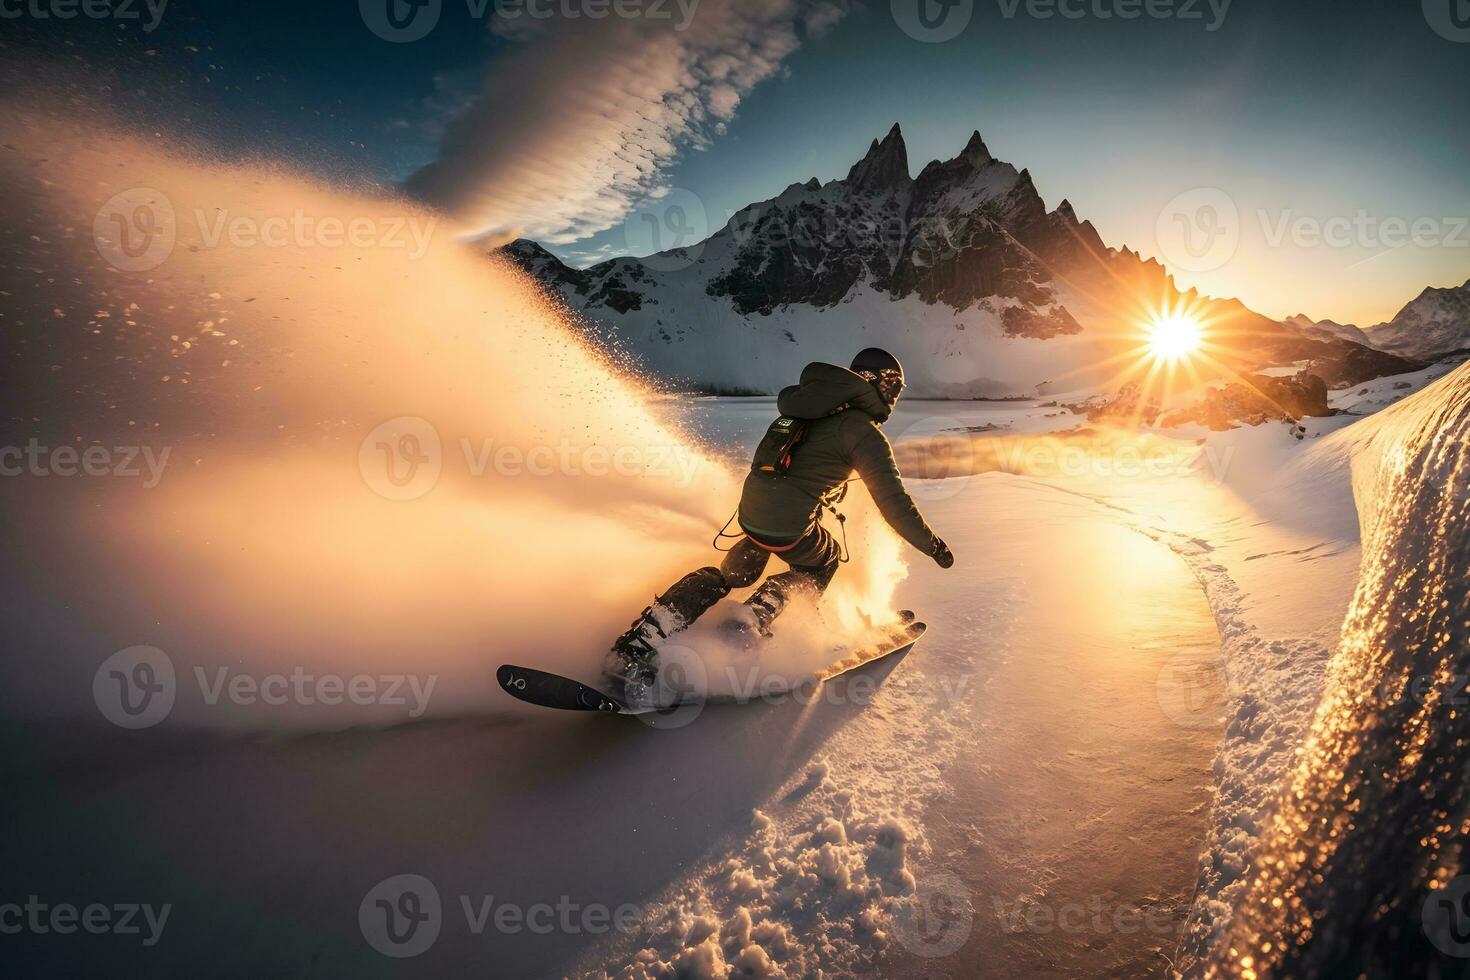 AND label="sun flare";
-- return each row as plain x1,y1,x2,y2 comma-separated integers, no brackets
1147,313,1204,362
